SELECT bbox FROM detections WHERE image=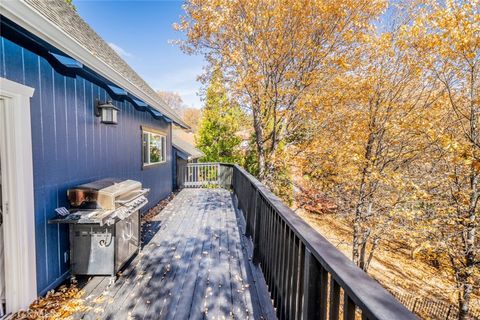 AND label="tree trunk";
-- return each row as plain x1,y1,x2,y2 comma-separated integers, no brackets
352,203,364,266
458,278,473,320
359,205,372,271
364,236,379,272
458,66,479,320
252,103,266,181
353,132,375,266
359,236,368,271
